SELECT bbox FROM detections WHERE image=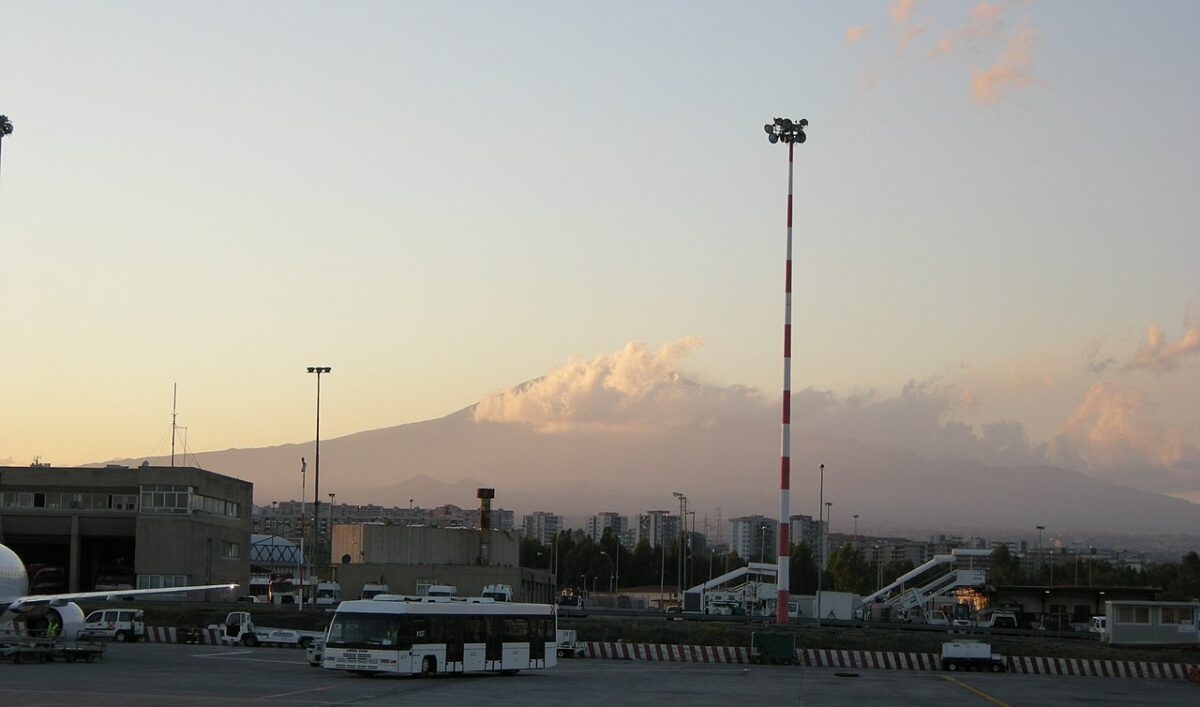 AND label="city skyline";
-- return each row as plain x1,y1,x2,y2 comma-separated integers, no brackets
1,3,1197,512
